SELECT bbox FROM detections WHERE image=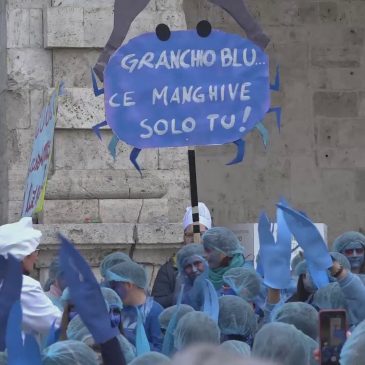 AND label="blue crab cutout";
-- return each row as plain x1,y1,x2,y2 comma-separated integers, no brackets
92,25,281,174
